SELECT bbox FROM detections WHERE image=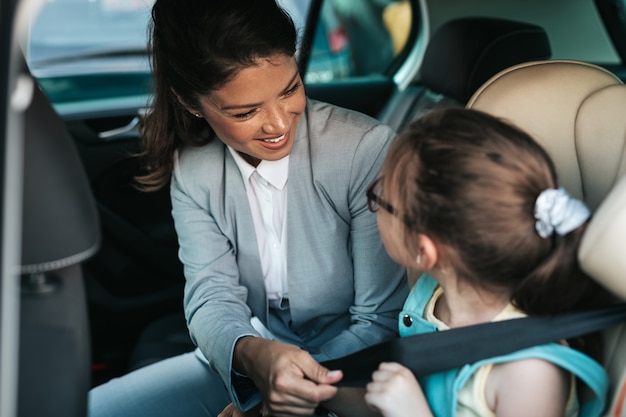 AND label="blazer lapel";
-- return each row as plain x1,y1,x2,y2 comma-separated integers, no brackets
224,151,268,321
